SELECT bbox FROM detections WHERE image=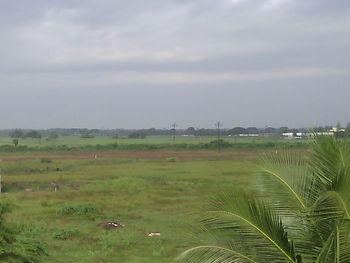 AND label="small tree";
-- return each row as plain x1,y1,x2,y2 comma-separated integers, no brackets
186,127,196,136
10,129,24,138
246,127,259,134
278,126,289,134
229,127,247,135
25,131,42,139
12,139,19,148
